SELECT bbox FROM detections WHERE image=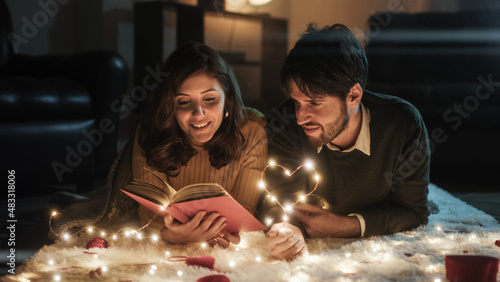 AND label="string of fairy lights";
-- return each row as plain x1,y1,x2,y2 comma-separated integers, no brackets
40,160,497,281
49,160,321,240
46,160,319,280
257,160,321,226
